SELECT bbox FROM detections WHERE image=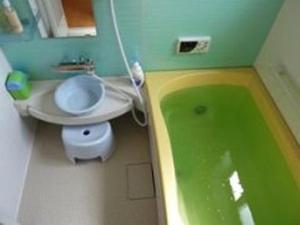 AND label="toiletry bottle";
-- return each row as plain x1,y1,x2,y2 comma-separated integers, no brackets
131,62,145,87
2,0,23,33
